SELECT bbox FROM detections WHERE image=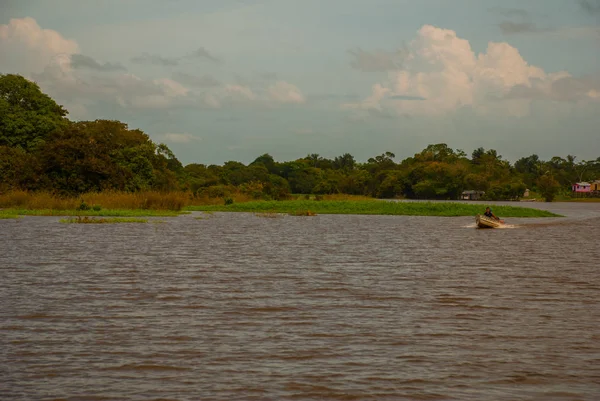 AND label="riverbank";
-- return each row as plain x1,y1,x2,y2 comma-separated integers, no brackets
0,191,566,218
186,200,562,217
